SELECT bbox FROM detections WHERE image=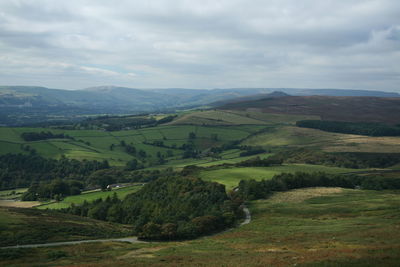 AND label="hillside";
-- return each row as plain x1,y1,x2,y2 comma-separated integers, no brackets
0,206,132,246
1,86,399,126
219,95,400,124
2,189,399,266
0,86,273,126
